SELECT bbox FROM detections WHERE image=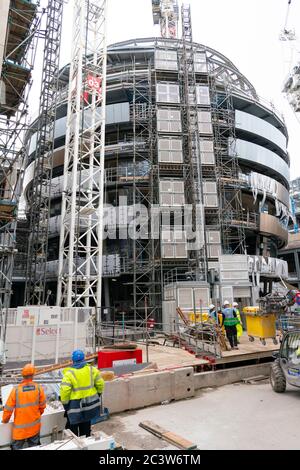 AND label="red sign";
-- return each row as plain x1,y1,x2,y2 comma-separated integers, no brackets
36,327,61,336
22,309,29,319
87,74,102,91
